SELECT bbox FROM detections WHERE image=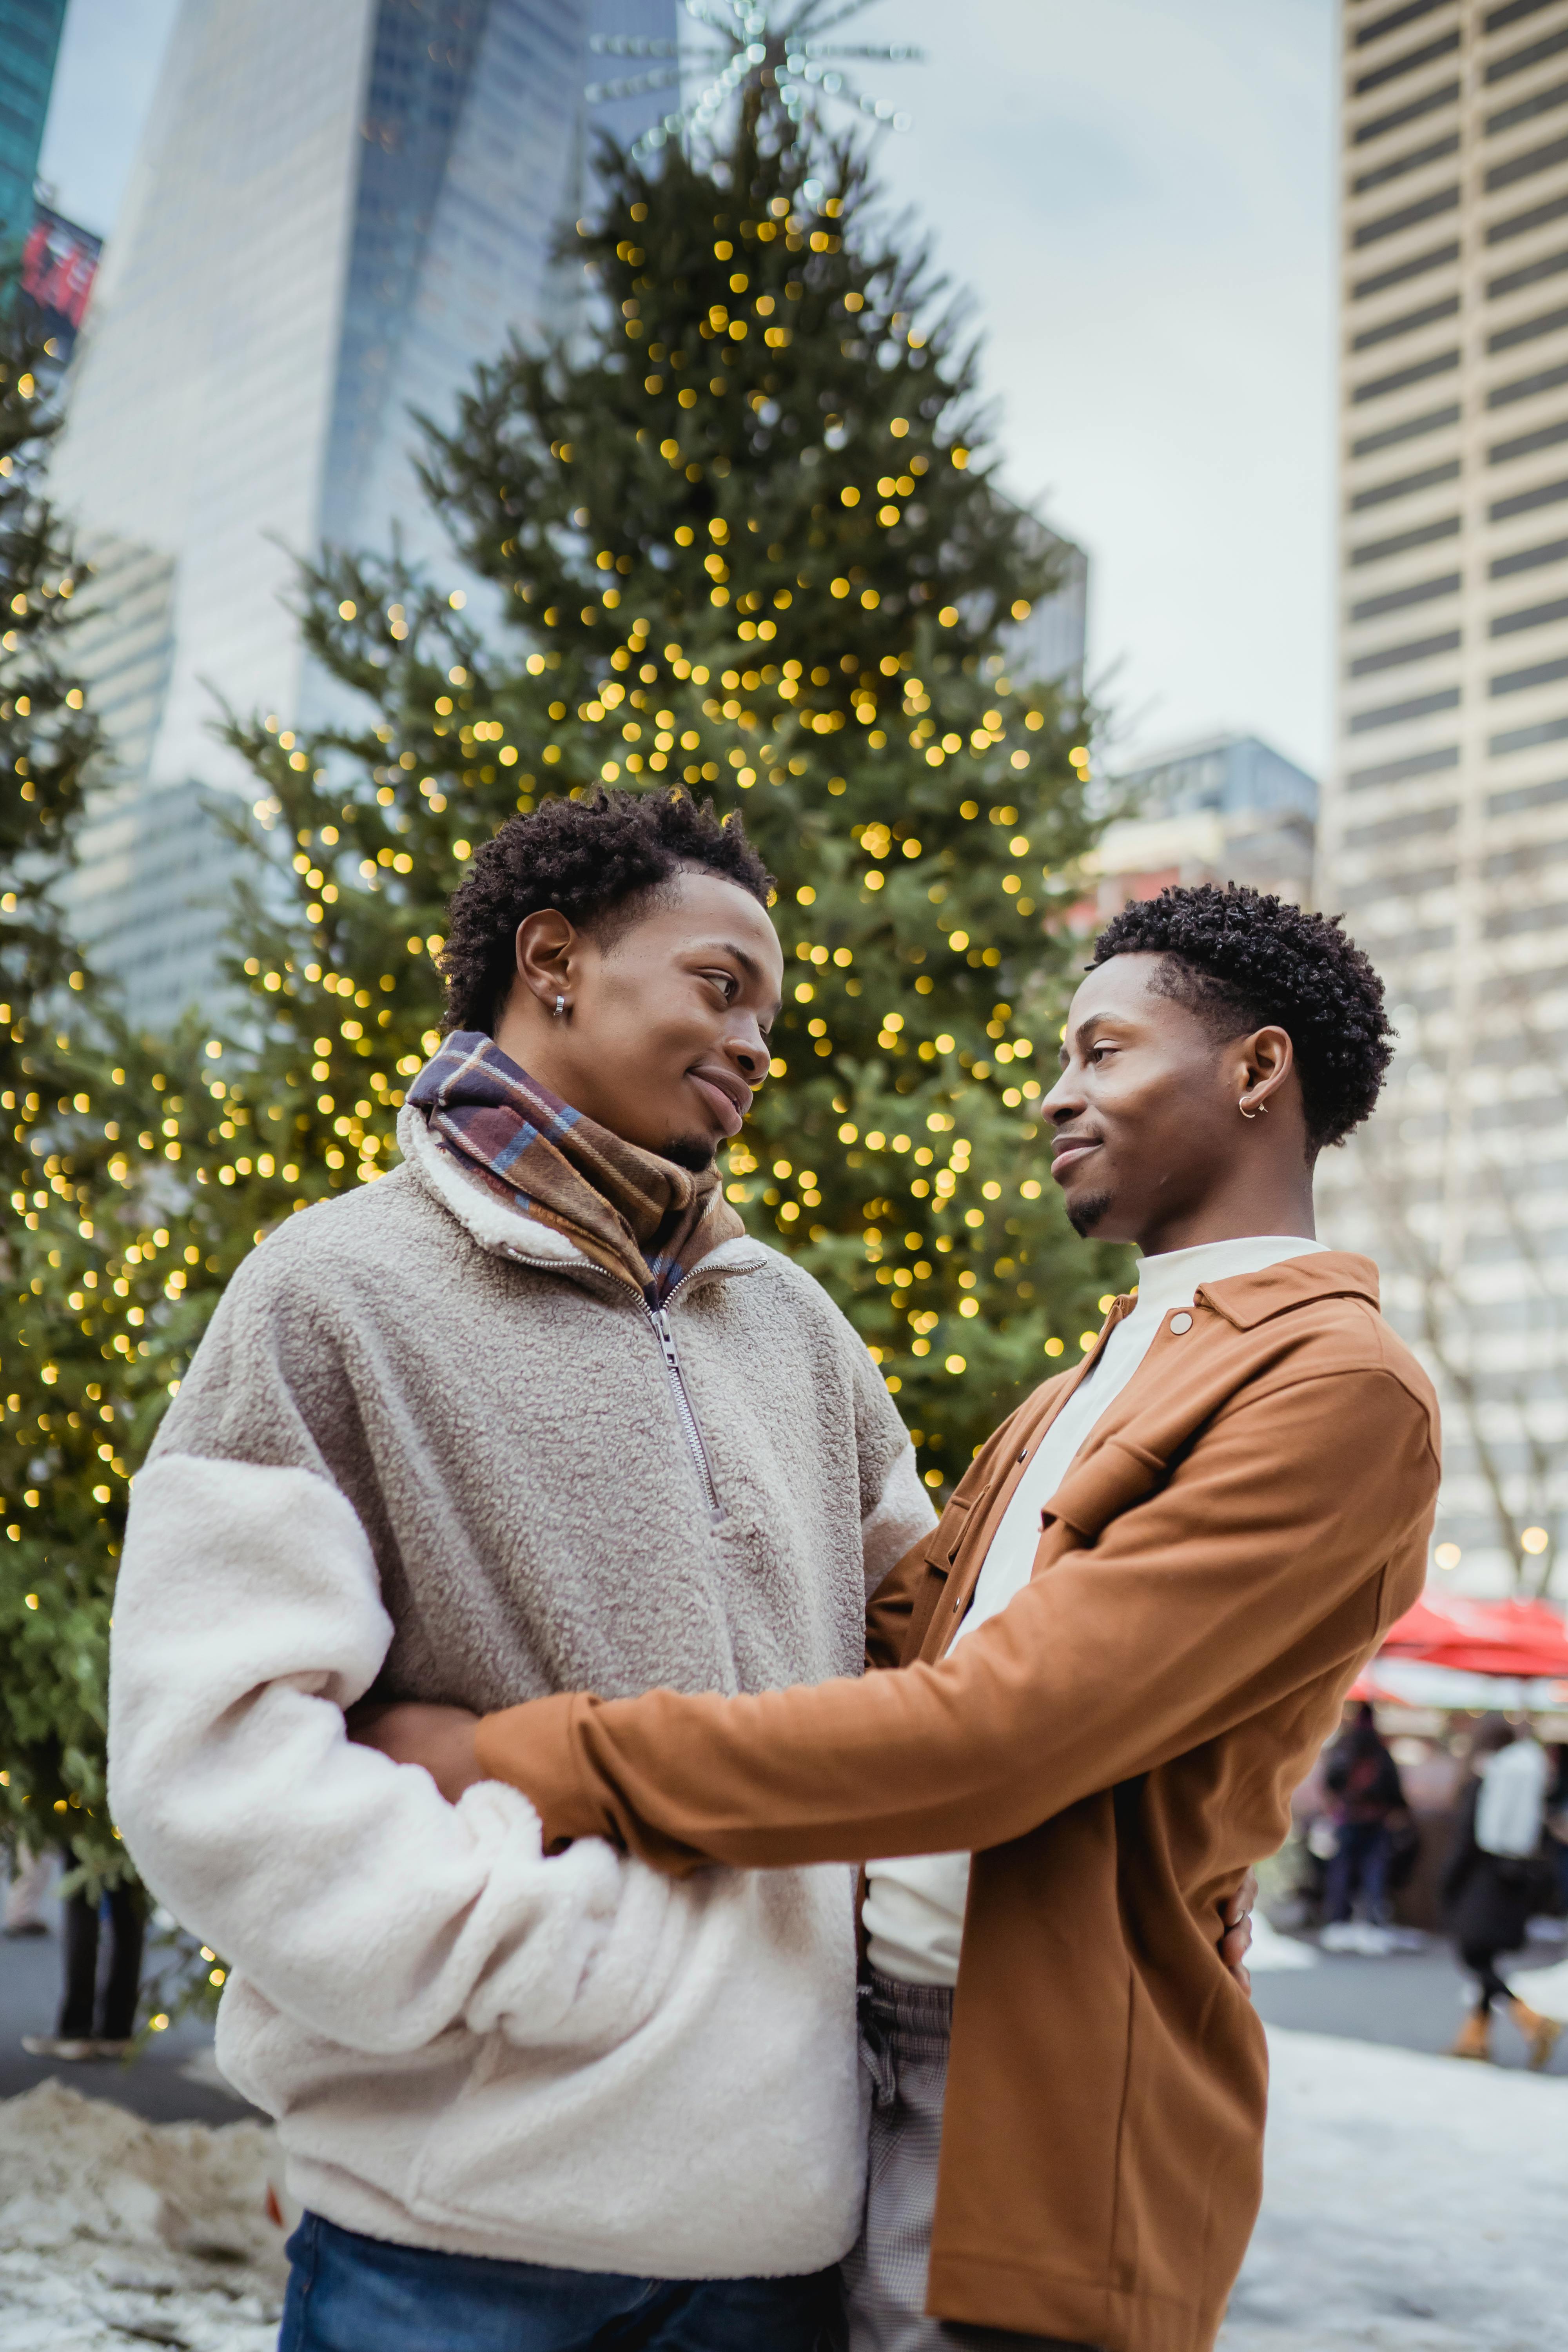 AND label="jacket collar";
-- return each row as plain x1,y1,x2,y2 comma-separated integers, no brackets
1194,1249,1380,1330
397,1105,769,1295
1035,1247,1381,1426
